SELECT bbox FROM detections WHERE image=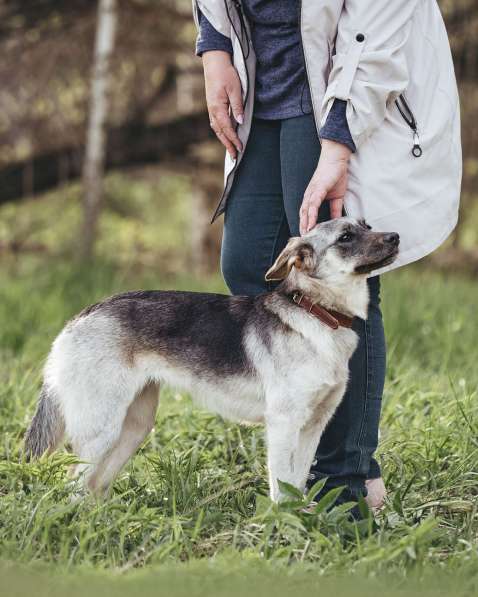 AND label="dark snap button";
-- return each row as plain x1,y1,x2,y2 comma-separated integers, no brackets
356,33,365,42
